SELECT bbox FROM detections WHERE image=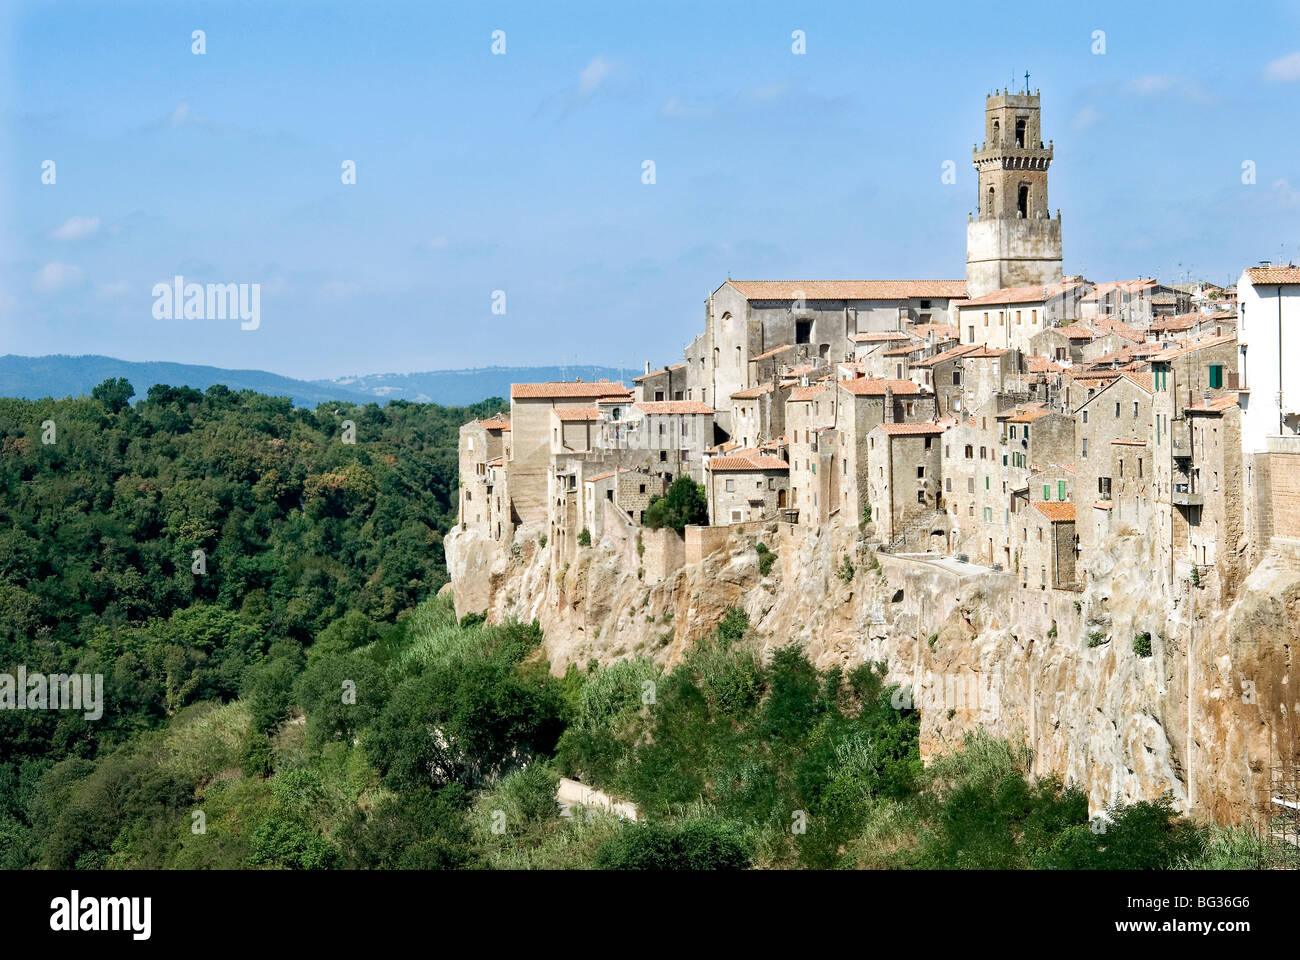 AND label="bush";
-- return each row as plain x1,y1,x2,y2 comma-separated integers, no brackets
643,477,709,533
861,504,872,525
577,527,591,547
595,819,751,870
836,556,855,583
755,542,776,576
1087,631,1108,648
1133,632,1152,658
538,534,547,549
